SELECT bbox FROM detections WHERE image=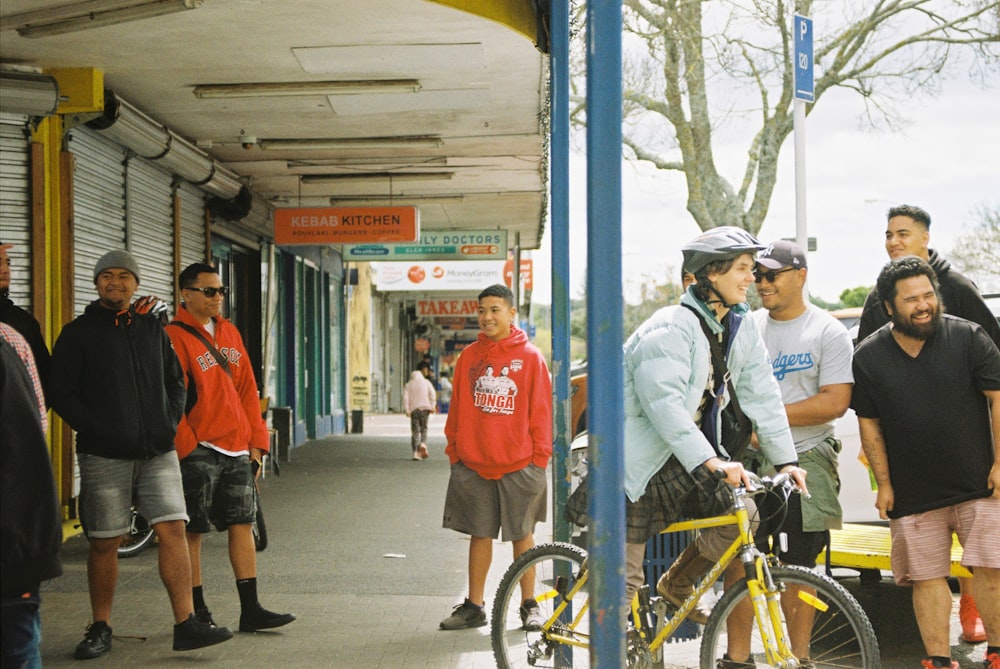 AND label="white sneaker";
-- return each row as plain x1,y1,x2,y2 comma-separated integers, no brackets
418,444,429,459
412,452,421,460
